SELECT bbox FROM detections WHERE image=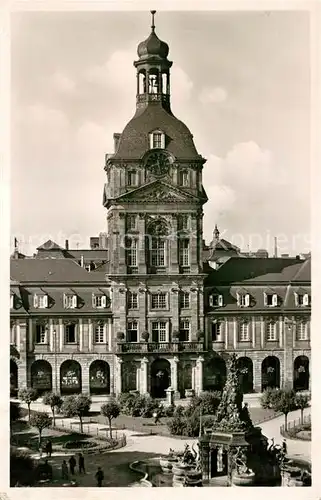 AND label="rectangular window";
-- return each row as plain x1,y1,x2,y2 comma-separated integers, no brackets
94,324,105,343
266,322,277,341
239,322,250,341
127,170,138,187
179,215,189,230
179,171,189,187
127,291,138,309
92,295,107,308
33,294,48,308
297,322,308,341
211,322,223,341
127,321,138,342
151,321,167,342
179,320,190,342
151,293,167,310
264,293,278,307
151,239,165,267
179,291,190,309
179,239,190,266
295,293,310,307
126,238,137,267
237,294,250,307
153,133,162,148
65,324,76,343
35,324,47,344
64,294,77,309
209,294,224,307
127,215,136,230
